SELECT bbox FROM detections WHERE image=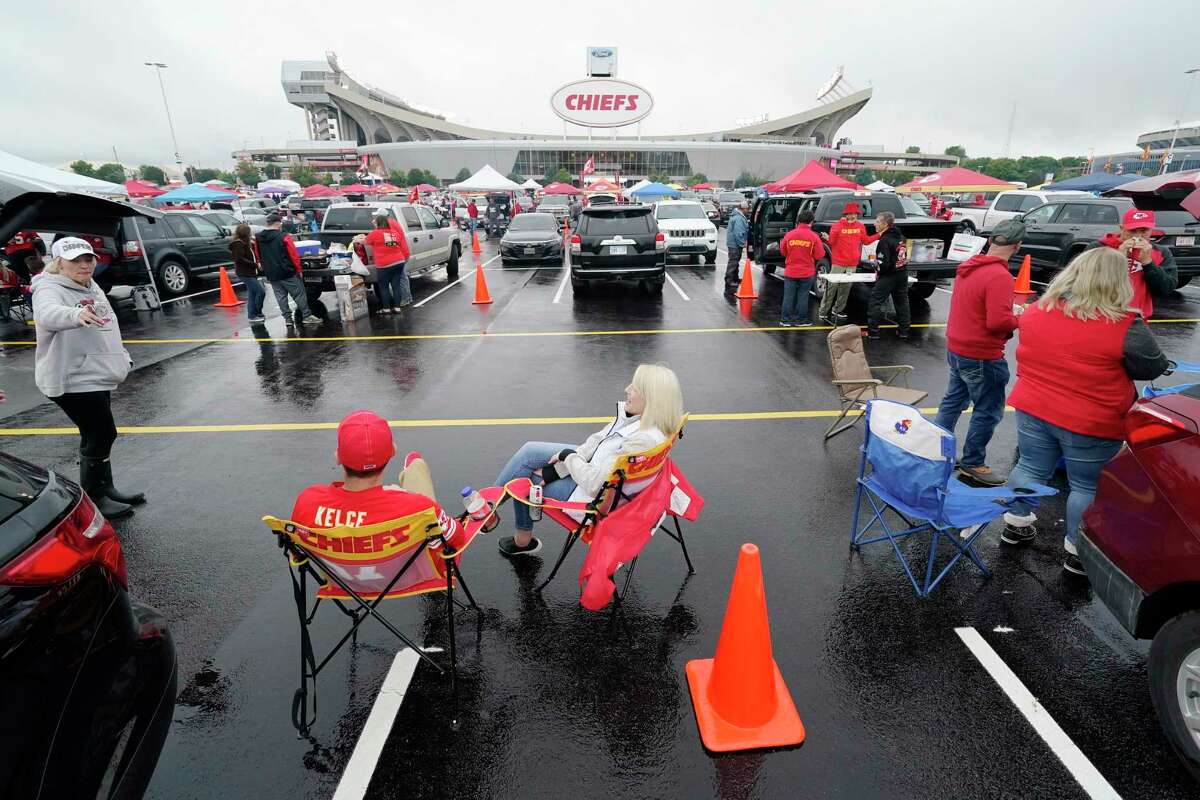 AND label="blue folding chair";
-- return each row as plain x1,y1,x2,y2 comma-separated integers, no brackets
850,399,1056,597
